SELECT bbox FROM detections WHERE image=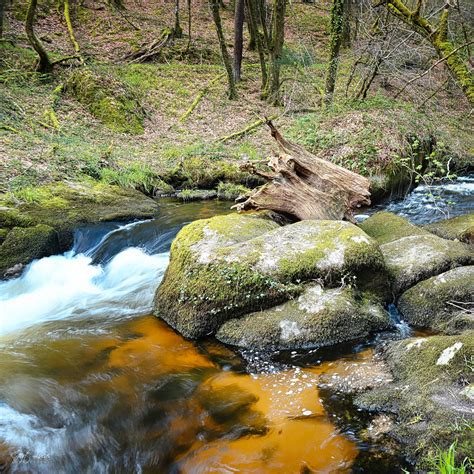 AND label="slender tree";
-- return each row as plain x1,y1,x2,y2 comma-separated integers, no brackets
174,0,183,38
246,0,267,88
209,0,236,98
324,0,344,106
233,0,245,82
26,0,52,73
0,0,5,38
186,0,192,48
64,0,83,62
262,0,285,104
